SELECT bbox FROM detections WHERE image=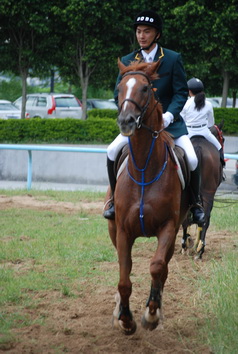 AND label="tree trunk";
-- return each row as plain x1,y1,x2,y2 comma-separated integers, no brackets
20,69,28,119
221,70,229,108
232,91,237,108
50,69,55,93
78,59,89,120
81,83,88,120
